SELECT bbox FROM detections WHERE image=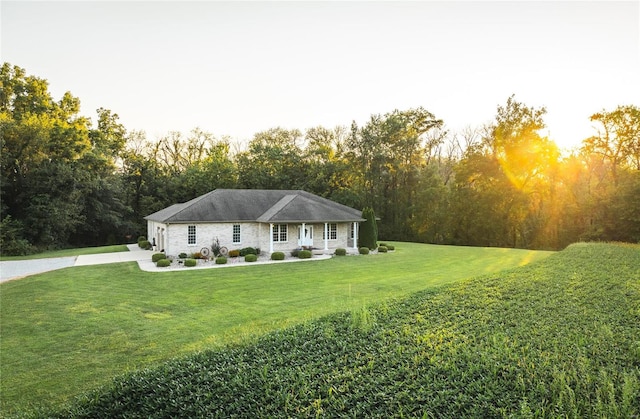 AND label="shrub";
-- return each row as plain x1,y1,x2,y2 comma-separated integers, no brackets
359,247,370,255
184,258,197,267
335,248,347,256
298,250,312,259
137,235,146,244
215,256,227,265
360,207,378,249
378,246,388,253
192,252,203,259
239,247,257,256
0,216,33,256
245,254,257,262
139,240,151,250
156,259,171,267
152,253,166,262
211,238,221,257
387,245,395,251
290,248,300,257
178,252,188,259
271,252,285,261
229,249,240,258
379,242,387,247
